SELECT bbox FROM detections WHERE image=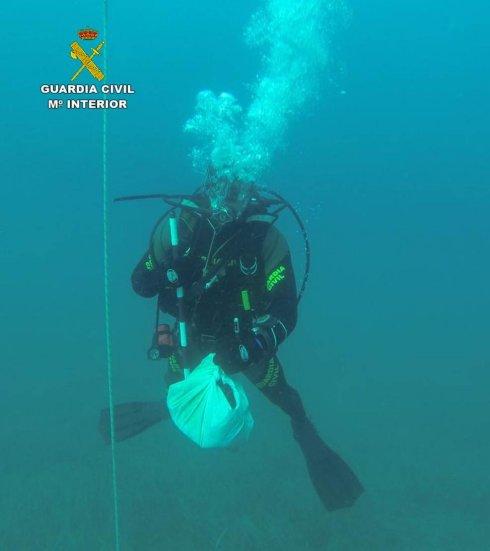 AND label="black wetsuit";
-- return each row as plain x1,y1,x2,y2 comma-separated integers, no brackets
129,197,365,511
131,199,307,422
